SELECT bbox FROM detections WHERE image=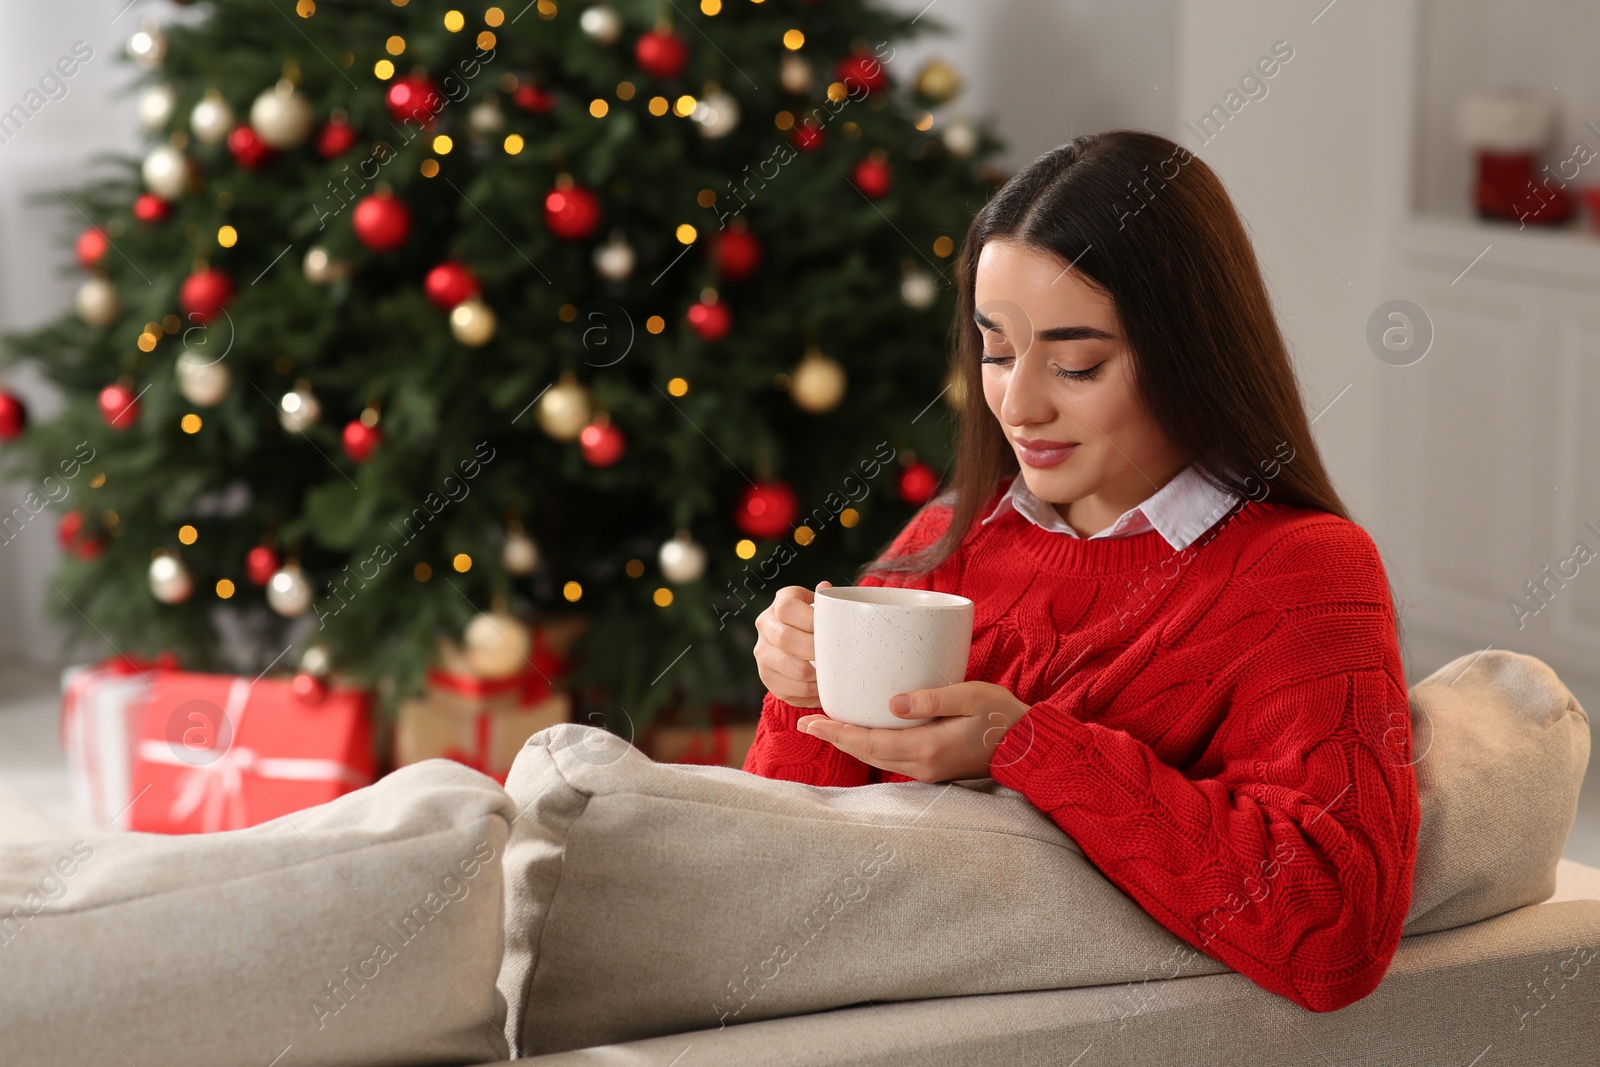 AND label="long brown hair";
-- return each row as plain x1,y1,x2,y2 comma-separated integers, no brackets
860,132,1403,648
